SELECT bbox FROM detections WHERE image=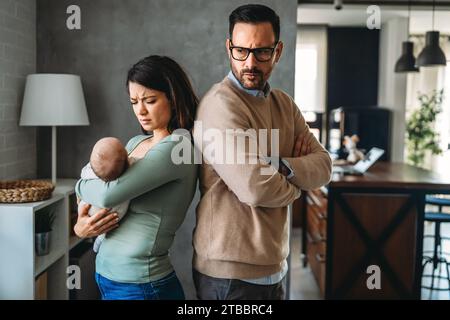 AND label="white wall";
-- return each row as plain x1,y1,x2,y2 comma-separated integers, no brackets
378,18,408,162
